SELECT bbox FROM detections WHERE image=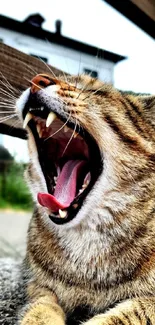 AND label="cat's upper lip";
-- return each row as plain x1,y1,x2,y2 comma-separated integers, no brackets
23,111,81,140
